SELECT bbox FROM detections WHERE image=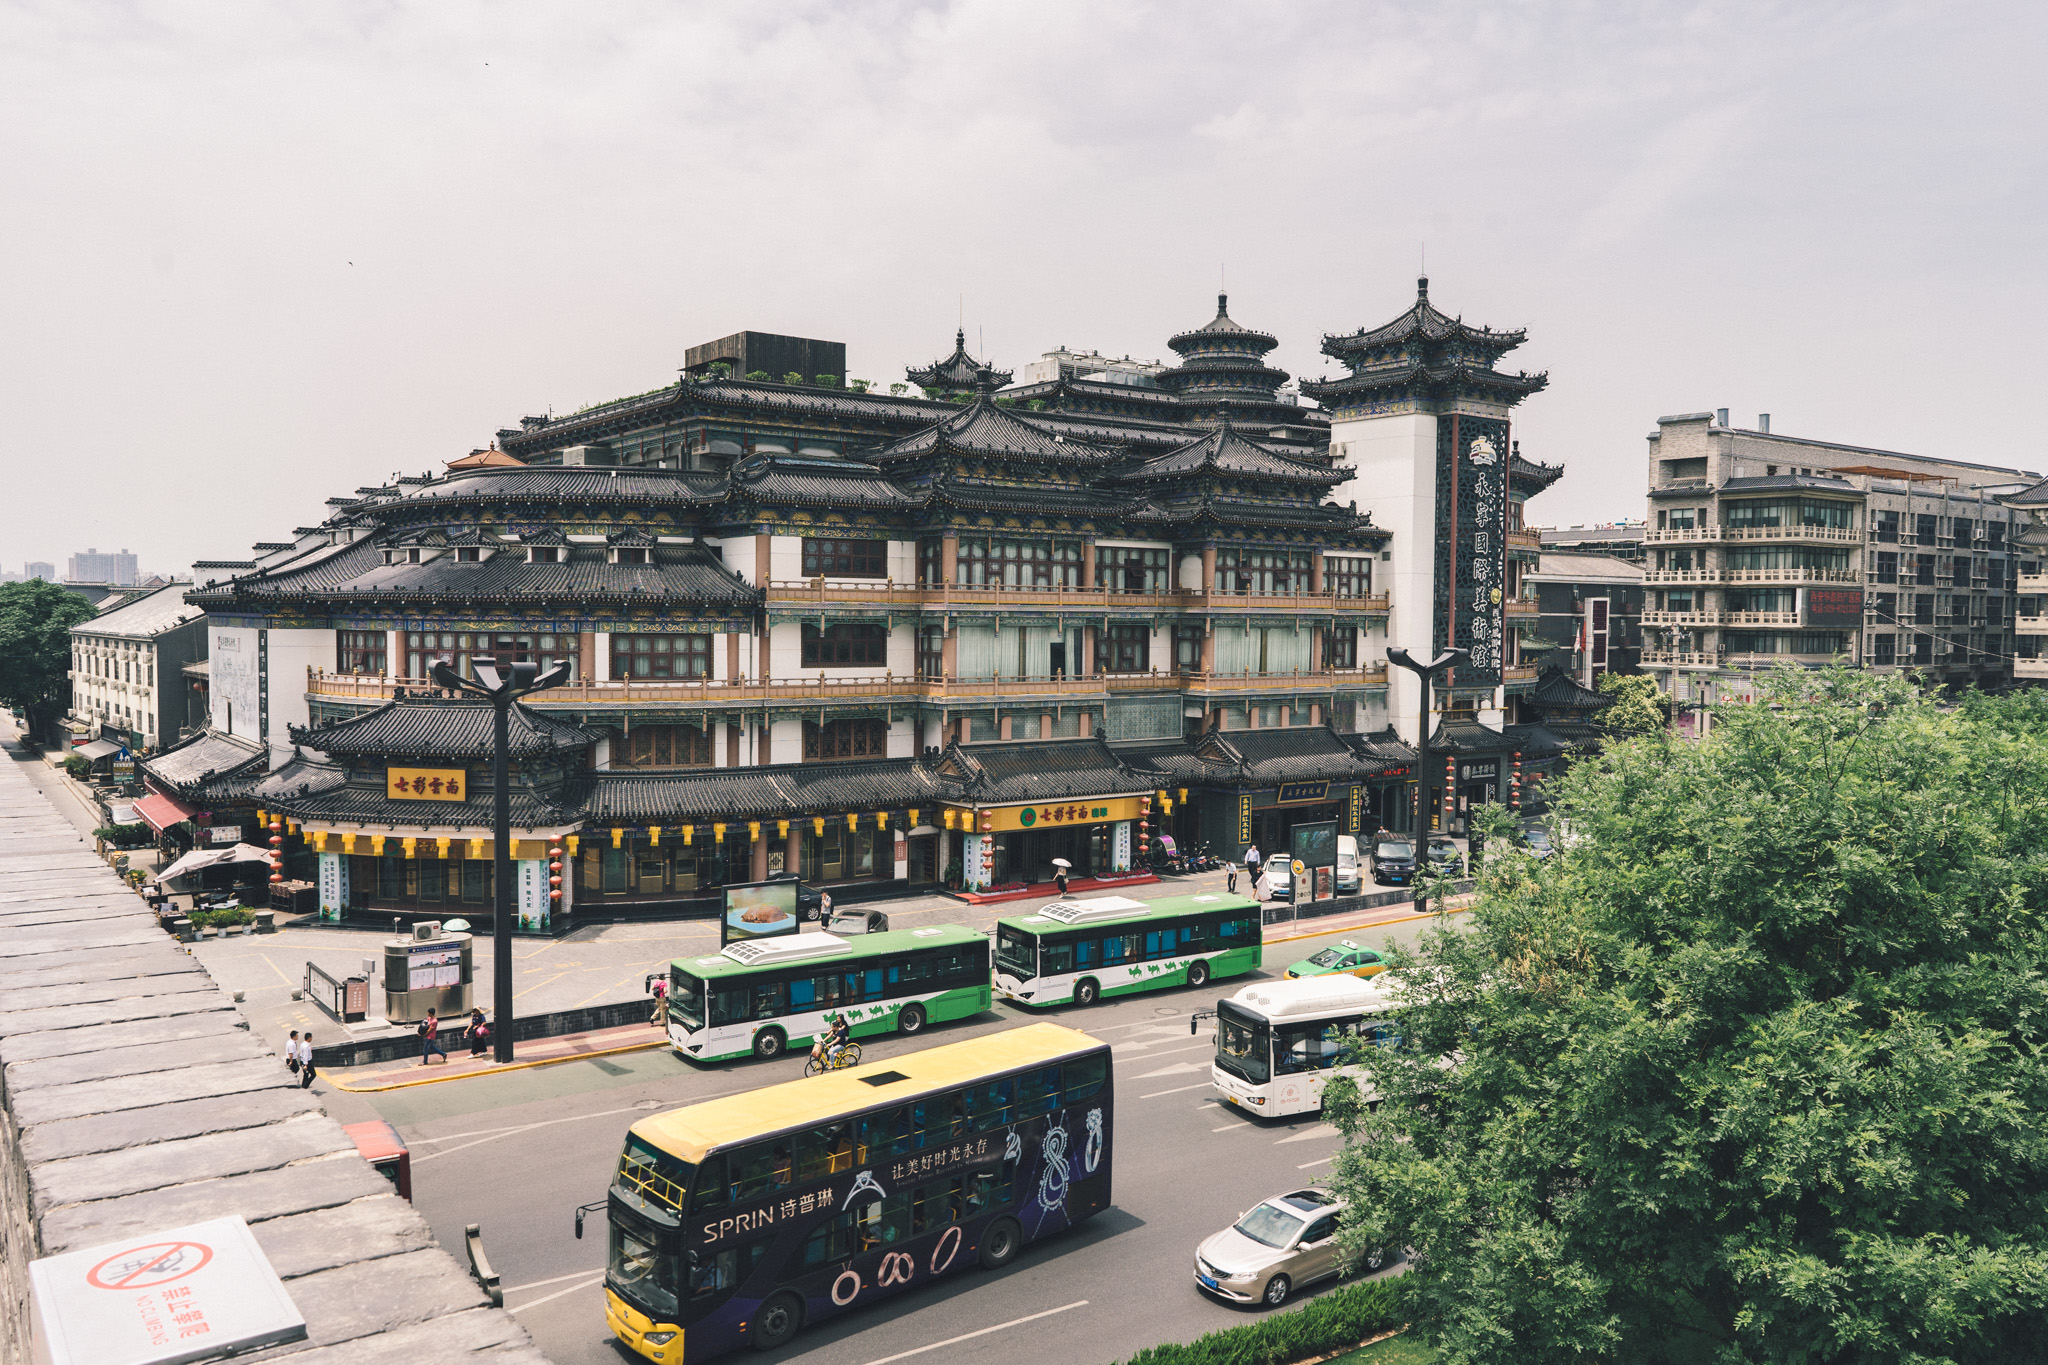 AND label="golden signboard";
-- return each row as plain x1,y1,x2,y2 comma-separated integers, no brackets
950,796,1146,833
387,767,468,801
